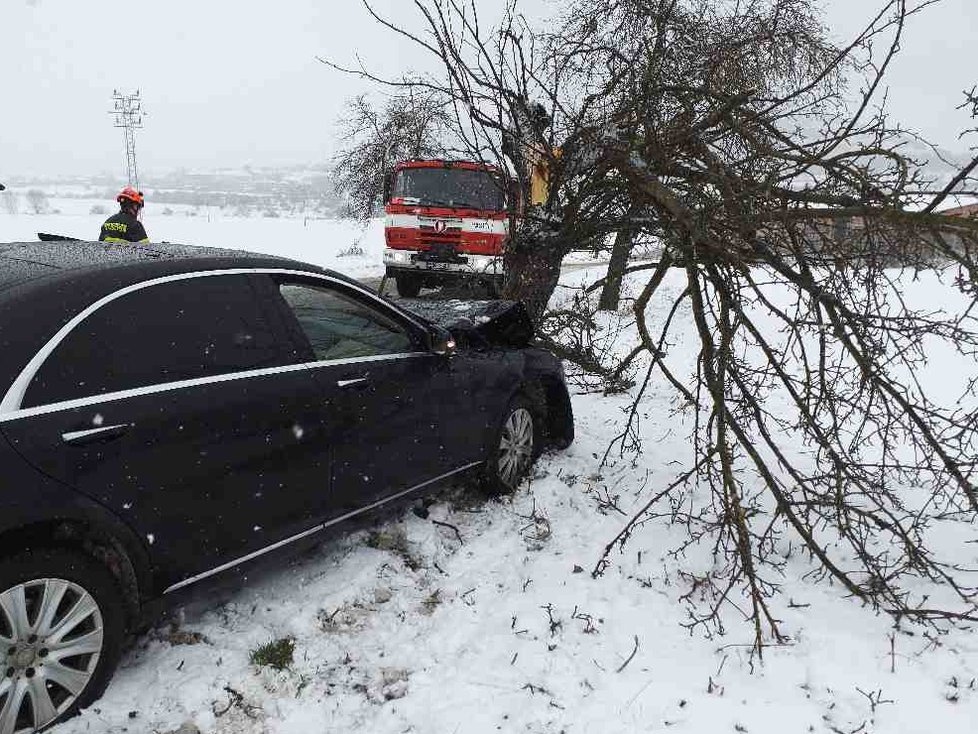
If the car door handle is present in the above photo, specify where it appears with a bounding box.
[337,378,369,389]
[61,423,131,445]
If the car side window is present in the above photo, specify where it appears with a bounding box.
[23,275,286,407]
[277,281,417,361]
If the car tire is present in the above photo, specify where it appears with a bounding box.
[481,394,539,495]
[0,548,127,733]
[395,273,422,298]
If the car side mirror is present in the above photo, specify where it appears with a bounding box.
[429,325,457,357]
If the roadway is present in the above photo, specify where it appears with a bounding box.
[358,261,605,300]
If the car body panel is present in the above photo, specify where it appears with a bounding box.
[324,354,463,511]
[0,427,155,595]
[1,369,334,591]
[0,241,573,607]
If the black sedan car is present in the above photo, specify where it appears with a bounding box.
[0,240,572,733]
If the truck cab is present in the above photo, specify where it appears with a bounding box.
[383,160,512,297]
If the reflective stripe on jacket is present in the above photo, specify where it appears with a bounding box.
[99,211,149,243]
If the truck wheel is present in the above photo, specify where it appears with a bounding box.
[395,273,422,298]
[485,278,504,298]
[0,548,127,733]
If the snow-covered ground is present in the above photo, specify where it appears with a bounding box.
[0,197,385,279]
[2,205,976,732]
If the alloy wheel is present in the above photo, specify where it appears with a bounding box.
[498,407,534,488]
[0,579,104,734]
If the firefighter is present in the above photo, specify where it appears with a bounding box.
[99,187,149,243]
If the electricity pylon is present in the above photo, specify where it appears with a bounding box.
[109,90,145,189]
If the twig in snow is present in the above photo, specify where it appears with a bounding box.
[571,605,600,634]
[888,608,978,624]
[213,686,262,719]
[616,635,640,673]
[855,687,894,713]
[522,682,552,696]
[715,654,728,678]
[593,457,712,578]
[432,519,464,545]
[626,677,655,708]
[828,721,867,734]
[541,604,563,636]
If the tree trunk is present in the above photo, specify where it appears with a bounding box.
[598,228,636,311]
[599,206,641,311]
[502,232,566,323]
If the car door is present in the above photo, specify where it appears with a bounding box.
[0,273,337,589]
[259,274,478,517]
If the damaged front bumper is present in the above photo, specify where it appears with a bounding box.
[398,298,534,349]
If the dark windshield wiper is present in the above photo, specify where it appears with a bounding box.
[414,198,463,208]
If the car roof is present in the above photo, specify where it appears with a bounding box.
[0,240,354,396]
[0,240,303,291]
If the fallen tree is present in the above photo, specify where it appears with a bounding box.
[333,0,978,652]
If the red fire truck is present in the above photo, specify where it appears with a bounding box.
[383,160,512,297]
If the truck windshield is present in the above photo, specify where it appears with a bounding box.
[392,167,506,212]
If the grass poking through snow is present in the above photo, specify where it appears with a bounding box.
[249,637,295,671]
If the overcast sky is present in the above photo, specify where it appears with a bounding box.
[2,0,976,179]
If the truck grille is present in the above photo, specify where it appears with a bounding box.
[418,217,463,246]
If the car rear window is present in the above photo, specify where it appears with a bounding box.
[23,274,286,407]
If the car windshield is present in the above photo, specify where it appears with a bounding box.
[392,167,506,212]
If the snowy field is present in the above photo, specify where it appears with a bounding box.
[1,203,977,733]
[0,197,386,280]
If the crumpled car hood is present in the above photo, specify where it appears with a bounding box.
[399,299,534,349]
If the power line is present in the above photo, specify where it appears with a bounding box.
[109,90,145,189]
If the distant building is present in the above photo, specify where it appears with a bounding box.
[938,202,978,218]
[780,206,966,266]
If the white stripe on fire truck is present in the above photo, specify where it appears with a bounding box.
[385,213,508,235]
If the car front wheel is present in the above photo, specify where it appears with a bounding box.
[0,549,126,733]
[482,395,537,494]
